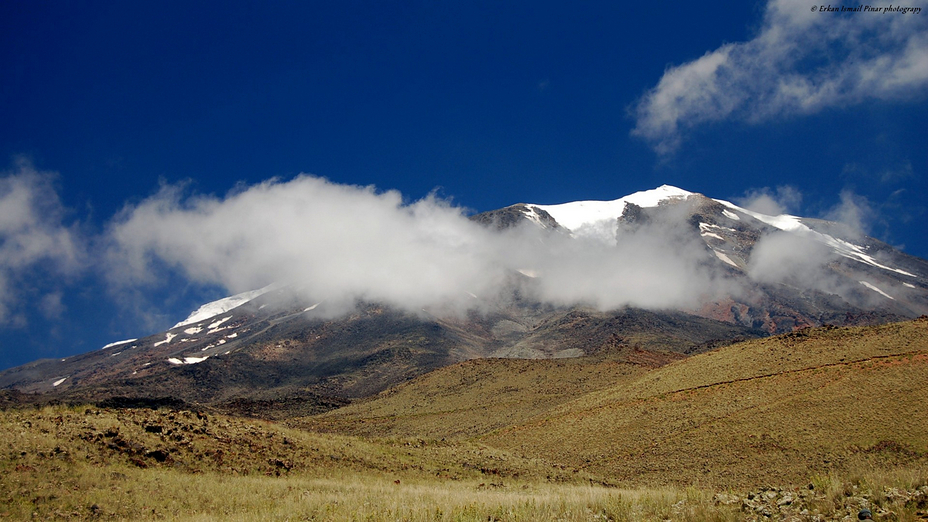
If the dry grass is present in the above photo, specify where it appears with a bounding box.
[483,320,928,487]
[3,440,925,520]
[4,320,928,519]
[293,357,648,439]
[0,404,744,521]
[0,460,741,521]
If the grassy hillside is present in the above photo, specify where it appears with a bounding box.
[299,318,928,489]
[293,356,652,438]
[482,318,928,488]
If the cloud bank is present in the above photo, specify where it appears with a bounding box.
[104,176,730,320]
[1,168,910,335]
[632,0,928,154]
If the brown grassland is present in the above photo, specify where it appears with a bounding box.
[2,319,928,520]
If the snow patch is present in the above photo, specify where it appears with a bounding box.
[699,224,727,241]
[700,222,735,233]
[168,356,209,365]
[101,339,137,350]
[173,282,281,329]
[520,206,556,229]
[904,283,916,288]
[713,251,740,268]
[52,377,67,387]
[303,303,320,312]
[183,326,202,335]
[859,281,894,300]
[226,332,238,339]
[154,332,177,347]
[722,209,740,221]
[208,316,232,330]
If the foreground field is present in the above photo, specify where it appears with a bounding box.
[2,406,927,521]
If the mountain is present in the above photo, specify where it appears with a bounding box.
[476,185,928,331]
[1,185,926,412]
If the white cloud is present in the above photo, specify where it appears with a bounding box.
[746,229,892,309]
[632,0,928,154]
[105,176,510,318]
[0,160,84,323]
[734,186,803,216]
[0,166,902,334]
[824,189,875,235]
[104,175,737,321]
[39,291,66,319]
[748,232,837,289]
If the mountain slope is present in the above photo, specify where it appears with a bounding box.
[299,317,928,488]
[2,185,927,412]
[0,296,762,415]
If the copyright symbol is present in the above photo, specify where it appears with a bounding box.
[811,5,817,11]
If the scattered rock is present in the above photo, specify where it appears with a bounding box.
[714,492,740,505]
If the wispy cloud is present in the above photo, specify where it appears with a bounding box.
[736,185,880,237]
[0,160,85,324]
[632,0,928,154]
[823,189,876,236]
[734,185,803,216]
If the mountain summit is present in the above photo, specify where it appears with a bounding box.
[477,185,927,329]
[2,186,926,412]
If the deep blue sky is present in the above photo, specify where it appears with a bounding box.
[1,1,926,370]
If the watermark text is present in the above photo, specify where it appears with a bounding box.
[811,4,922,13]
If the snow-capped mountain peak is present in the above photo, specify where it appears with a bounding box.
[528,185,693,233]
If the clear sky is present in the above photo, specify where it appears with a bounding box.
[1,0,926,370]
